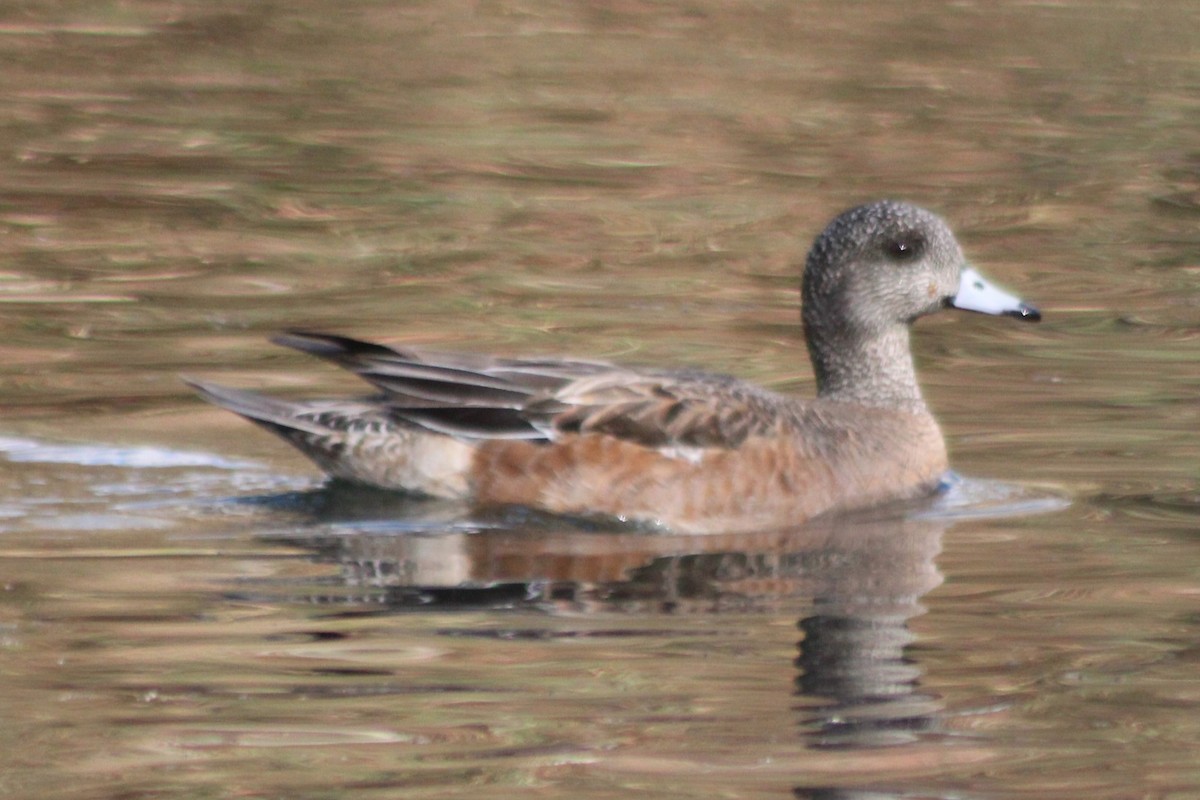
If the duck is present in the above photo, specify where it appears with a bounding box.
[187,200,1040,533]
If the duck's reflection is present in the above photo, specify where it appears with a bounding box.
[261,485,945,759]
[789,514,943,752]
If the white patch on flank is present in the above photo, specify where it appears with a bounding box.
[401,434,475,498]
[658,445,707,465]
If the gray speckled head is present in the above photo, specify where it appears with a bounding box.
[802,200,1036,408]
[803,200,964,333]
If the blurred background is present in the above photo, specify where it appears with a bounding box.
[0,2,1197,798]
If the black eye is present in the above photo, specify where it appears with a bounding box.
[884,236,924,261]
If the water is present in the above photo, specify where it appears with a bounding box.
[1,1,1198,798]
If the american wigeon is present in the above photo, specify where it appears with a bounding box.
[188,200,1039,533]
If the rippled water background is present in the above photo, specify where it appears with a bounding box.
[1,2,1198,798]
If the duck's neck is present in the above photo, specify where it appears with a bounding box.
[805,323,928,411]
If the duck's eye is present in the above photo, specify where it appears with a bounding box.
[884,236,924,261]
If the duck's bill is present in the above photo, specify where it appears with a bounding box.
[950,267,1041,322]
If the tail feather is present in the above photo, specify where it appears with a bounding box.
[183,378,329,437]
[183,376,475,497]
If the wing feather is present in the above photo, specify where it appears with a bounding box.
[272,332,788,448]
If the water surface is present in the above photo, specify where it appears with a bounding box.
[1,2,1198,798]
